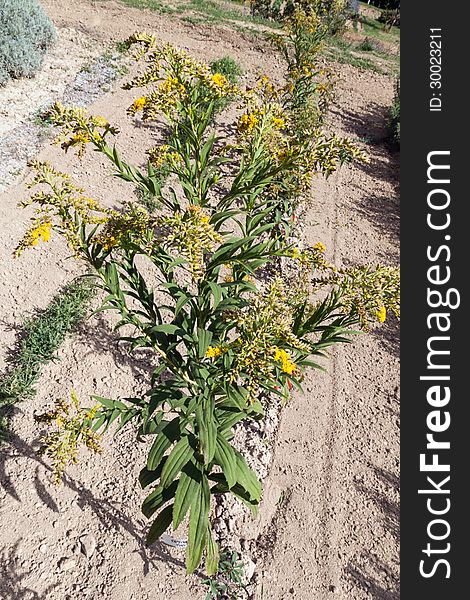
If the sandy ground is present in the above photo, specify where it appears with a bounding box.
[0,2,399,599]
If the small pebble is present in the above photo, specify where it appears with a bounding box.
[58,557,77,572]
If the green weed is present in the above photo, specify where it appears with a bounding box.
[202,550,247,599]
[0,279,94,439]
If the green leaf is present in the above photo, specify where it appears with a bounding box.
[196,328,213,359]
[223,383,249,410]
[92,395,119,410]
[149,323,181,335]
[234,449,262,501]
[147,418,180,471]
[205,528,219,577]
[208,474,259,516]
[142,480,178,518]
[146,504,174,545]
[139,457,167,489]
[175,293,193,316]
[207,281,223,310]
[186,476,210,574]
[196,396,217,464]
[210,209,240,229]
[214,435,237,489]
[105,262,119,293]
[172,461,201,530]
[160,436,194,489]
[207,236,255,269]
[215,408,246,433]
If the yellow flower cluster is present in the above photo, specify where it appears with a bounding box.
[273,347,297,375]
[44,103,115,157]
[210,72,228,89]
[28,220,52,247]
[205,345,228,359]
[205,72,236,97]
[15,219,53,256]
[272,116,287,130]
[234,96,296,181]
[123,36,239,123]
[236,88,288,138]
[375,305,387,323]
[14,162,109,257]
[95,203,153,251]
[237,112,260,134]
[290,242,328,271]
[228,278,310,400]
[313,264,400,330]
[255,75,280,101]
[307,132,369,178]
[129,96,147,114]
[35,390,102,485]
[147,144,181,169]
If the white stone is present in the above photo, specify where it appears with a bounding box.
[80,534,97,558]
[58,557,77,572]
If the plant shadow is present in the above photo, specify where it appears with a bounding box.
[329,101,392,147]
[0,430,194,578]
[0,541,58,600]
[346,555,400,600]
[78,314,157,384]
[373,316,399,359]
[345,466,400,599]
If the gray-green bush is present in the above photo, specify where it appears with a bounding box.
[0,0,56,86]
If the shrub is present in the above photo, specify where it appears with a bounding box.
[251,0,351,35]
[15,35,399,576]
[210,56,242,84]
[0,0,56,86]
[378,8,400,29]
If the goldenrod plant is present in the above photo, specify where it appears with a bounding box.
[15,37,399,575]
[35,390,102,485]
[270,9,336,131]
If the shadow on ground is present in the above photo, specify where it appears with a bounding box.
[0,430,193,578]
[345,466,400,599]
[0,541,58,600]
[330,101,392,146]
[78,314,157,383]
[373,317,399,359]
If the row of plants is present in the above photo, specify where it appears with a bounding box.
[15,9,399,579]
